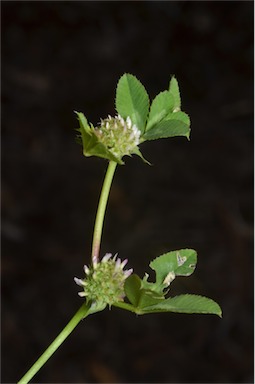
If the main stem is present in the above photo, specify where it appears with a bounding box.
[91,160,117,262]
[18,161,118,383]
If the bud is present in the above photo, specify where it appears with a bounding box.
[74,253,133,306]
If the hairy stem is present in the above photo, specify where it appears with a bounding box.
[91,160,117,262]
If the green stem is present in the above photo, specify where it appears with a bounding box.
[18,303,90,384]
[91,161,117,262]
[18,161,118,383]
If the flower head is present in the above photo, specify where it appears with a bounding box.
[74,253,133,306]
[94,114,140,161]
[76,74,190,165]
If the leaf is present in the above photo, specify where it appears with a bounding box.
[142,118,190,141]
[124,274,165,312]
[142,294,222,317]
[122,253,222,317]
[132,147,151,165]
[124,274,141,307]
[169,76,181,111]
[115,73,149,134]
[147,249,197,293]
[75,111,91,136]
[75,112,123,164]
[145,91,174,131]
[165,111,190,125]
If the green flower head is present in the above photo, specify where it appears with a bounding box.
[95,114,141,160]
[74,253,133,306]
[75,73,190,165]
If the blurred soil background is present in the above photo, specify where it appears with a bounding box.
[1,1,254,383]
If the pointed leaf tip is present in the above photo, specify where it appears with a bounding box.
[169,75,181,110]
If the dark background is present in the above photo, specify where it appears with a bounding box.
[2,1,253,383]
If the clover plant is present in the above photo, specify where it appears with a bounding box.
[18,74,222,383]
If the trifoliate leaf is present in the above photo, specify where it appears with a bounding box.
[169,76,181,111]
[142,118,190,141]
[141,294,222,317]
[120,251,222,317]
[146,91,174,131]
[115,74,149,134]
